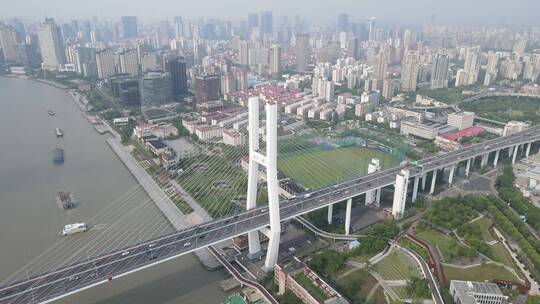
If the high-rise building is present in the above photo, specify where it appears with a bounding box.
[0,24,18,63]
[338,14,349,32]
[119,49,139,76]
[461,46,480,86]
[484,52,499,86]
[368,17,376,41]
[195,74,220,104]
[430,53,450,89]
[234,68,247,91]
[269,44,281,77]
[165,56,188,97]
[400,50,419,92]
[238,41,250,65]
[139,71,173,106]
[73,46,97,78]
[373,49,388,80]
[247,14,259,30]
[295,33,310,71]
[96,49,116,79]
[447,112,475,130]
[346,37,359,60]
[121,16,138,39]
[260,11,273,34]
[37,18,66,70]
[173,16,183,38]
[158,20,170,47]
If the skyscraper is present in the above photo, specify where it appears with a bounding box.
[165,56,188,97]
[119,49,139,76]
[346,37,359,60]
[430,53,450,89]
[260,11,273,34]
[195,74,220,104]
[96,49,116,79]
[373,49,388,80]
[368,17,376,41]
[462,46,480,85]
[121,16,138,39]
[238,41,250,66]
[139,71,173,106]
[73,46,97,78]
[173,16,183,38]
[338,14,349,32]
[37,18,65,70]
[247,14,259,30]
[269,44,281,77]
[0,24,18,63]
[400,50,419,92]
[295,33,310,71]
[484,52,500,86]
[158,20,170,47]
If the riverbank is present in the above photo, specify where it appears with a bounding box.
[0,76,227,303]
[25,76,223,269]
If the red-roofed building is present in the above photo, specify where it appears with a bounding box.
[435,126,486,151]
[440,126,485,141]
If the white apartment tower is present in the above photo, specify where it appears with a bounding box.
[37,18,66,70]
[96,49,116,79]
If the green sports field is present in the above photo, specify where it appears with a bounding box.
[277,146,399,189]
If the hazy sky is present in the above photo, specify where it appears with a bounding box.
[2,0,539,27]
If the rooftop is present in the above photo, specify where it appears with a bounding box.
[440,126,485,141]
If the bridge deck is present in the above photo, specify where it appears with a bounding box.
[1,125,540,304]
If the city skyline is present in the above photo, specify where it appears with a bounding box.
[2,0,540,27]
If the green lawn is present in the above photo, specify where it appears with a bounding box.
[278,146,399,189]
[416,87,466,104]
[444,263,520,282]
[374,251,420,280]
[173,198,194,214]
[415,228,465,262]
[473,217,496,243]
[295,273,328,302]
[336,269,380,304]
[472,217,517,270]
[176,154,267,217]
[460,96,540,124]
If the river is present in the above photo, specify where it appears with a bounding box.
[0,77,226,303]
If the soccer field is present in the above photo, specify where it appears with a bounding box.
[277,146,399,189]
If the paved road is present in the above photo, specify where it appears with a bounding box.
[207,246,278,304]
[392,242,444,304]
[1,125,540,303]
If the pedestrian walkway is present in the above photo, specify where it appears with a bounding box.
[106,138,188,230]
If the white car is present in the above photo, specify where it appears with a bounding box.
[183,242,191,247]
[121,251,130,256]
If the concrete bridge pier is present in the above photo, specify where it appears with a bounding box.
[448,164,456,186]
[526,142,532,158]
[481,153,489,168]
[429,169,437,195]
[465,158,471,177]
[421,173,427,191]
[493,150,500,167]
[392,169,410,219]
[412,176,420,202]
[365,159,381,206]
[327,204,333,224]
[345,198,352,235]
[512,145,519,164]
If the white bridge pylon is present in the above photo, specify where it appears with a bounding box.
[246,96,281,271]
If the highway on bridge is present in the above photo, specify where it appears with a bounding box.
[2,124,540,304]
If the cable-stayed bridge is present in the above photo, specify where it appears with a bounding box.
[1,98,540,304]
